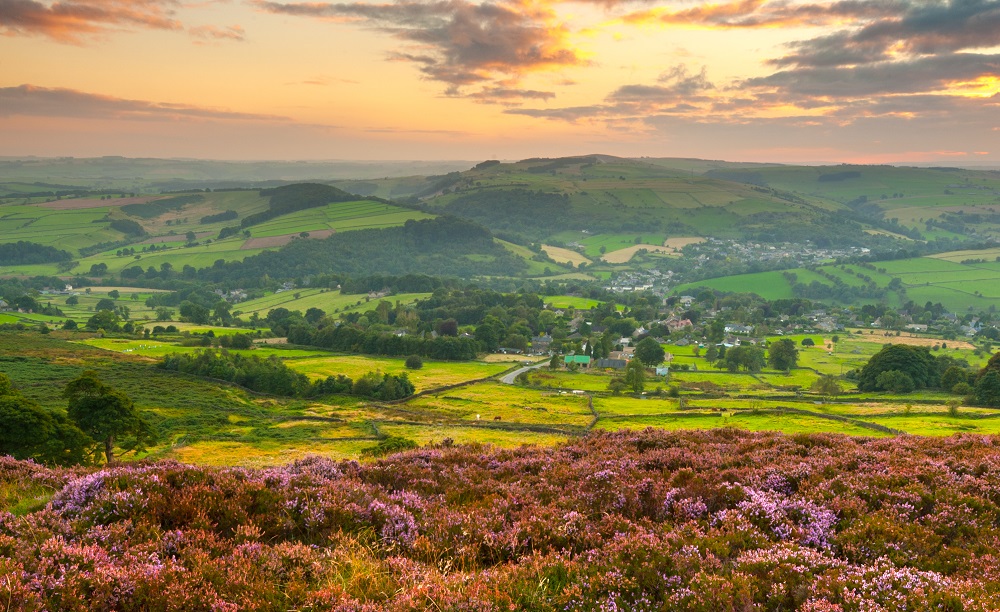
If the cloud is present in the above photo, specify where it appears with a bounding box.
[466,86,556,104]
[0,0,183,42]
[774,0,1000,69]
[620,0,906,30]
[0,84,289,121]
[189,23,245,41]
[255,0,584,95]
[0,0,250,43]
[747,53,1000,98]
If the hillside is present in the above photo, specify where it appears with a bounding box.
[700,164,1000,242]
[413,156,863,246]
[3,429,1000,609]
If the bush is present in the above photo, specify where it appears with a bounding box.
[405,354,424,369]
[361,435,419,457]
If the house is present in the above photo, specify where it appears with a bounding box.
[608,350,631,361]
[655,366,670,376]
[531,335,553,355]
[724,324,754,335]
[664,318,693,332]
[564,355,591,368]
[594,358,627,370]
[497,347,523,355]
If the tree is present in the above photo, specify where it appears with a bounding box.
[436,318,459,337]
[95,298,116,312]
[724,346,765,373]
[767,338,799,372]
[635,337,666,367]
[941,366,971,393]
[230,333,254,350]
[86,309,121,331]
[974,369,1000,407]
[405,354,424,369]
[0,374,91,466]
[811,375,842,399]
[704,345,719,362]
[801,338,816,347]
[108,290,120,300]
[607,378,626,395]
[65,295,79,306]
[623,359,645,393]
[186,230,197,244]
[857,344,938,391]
[875,369,915,393]
[64,371,154,464]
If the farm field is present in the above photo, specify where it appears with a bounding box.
[285,354,510,392]
[245,200,434,237]
[541,244,591,266]
[233,289,433,317]
[672,249,1000,312]
[3,326,1000,470]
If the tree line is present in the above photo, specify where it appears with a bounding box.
[157,350,415,401]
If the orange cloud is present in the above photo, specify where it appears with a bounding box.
[0,0,184,43]
[255,0,586,102]
[0,84,290,121]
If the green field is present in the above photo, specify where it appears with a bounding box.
[233,289,432,317]
[3,327,999,468]
[247,200,433,237]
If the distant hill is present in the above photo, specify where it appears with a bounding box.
[410,156,894,247]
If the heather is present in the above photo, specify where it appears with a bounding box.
[3,428,1000,609]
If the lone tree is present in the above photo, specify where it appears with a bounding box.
[811,374,842,399]
[635,337,666,367]
[623,359,646,393]
[64,371,155,464]
[767,338,799,372]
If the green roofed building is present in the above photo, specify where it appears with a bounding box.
[564,355,591,367]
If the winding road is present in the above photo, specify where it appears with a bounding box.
[500,359,551,384]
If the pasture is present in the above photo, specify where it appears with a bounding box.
[671,249,1000,312]
[4,327,1000,468]
[233,289,432,318]
[244,200,433,237]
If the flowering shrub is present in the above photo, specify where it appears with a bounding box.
[2,429,1000,609]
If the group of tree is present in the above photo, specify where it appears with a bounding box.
[171,217,526,287]
[718,345,766,373]
[0,371,153,466]
[239,183,357,229]
[851,343,1000,403]
[0,241,73,265]
[157,350,414,401]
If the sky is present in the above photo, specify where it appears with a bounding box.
[1,0,999,163]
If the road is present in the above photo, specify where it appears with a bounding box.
[500,359,550,384]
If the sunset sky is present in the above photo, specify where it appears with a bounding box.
[2,0,999,163]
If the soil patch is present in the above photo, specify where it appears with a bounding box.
[241,229,335,250]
